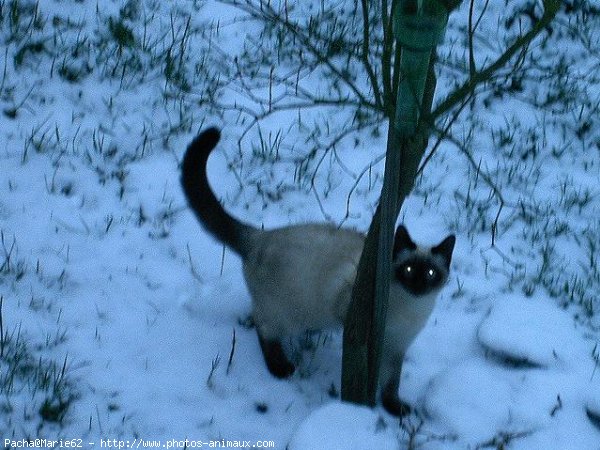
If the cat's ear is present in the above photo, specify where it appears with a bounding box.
[432,234,456,269]
[393,225,416,257]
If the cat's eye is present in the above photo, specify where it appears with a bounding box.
[427,268,436,278]
[404,265,413,276]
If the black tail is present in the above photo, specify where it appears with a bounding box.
[181,128,254,256]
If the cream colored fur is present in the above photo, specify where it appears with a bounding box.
[242,224,447,400]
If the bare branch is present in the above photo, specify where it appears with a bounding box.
[432,0,560,120]
[467,0,476,77]
[360,0,383,108]
[416,88,472,176]
[381,0,394,114]
[222,0,372,107]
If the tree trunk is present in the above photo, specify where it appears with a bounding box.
[341,54,438,406]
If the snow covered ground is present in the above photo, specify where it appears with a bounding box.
[1,1,599,449]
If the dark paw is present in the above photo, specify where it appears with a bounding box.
[382,396,412,417]
[257,333,295,378]
[382,381,412,417]
[266,357,296,379]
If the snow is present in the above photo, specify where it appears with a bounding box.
[477,294,587,368]
[1,0,599,449]
[288,403,398,450]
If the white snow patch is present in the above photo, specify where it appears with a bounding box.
[288,402,397,450]
[477,294,585,368]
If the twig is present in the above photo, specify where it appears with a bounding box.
[206,354,221,390]
[226,328,236,375]
[186,243,202,281]
[360,0,382,108]
[0,295,4,358]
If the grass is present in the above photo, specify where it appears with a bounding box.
[0,296,76,426]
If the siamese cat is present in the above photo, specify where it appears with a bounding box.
[181,127,455,416]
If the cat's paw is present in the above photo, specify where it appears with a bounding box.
[267,357,296,379]
[257,333,295,378]
[382,395,412,417]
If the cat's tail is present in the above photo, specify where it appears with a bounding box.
[181,127,255,257]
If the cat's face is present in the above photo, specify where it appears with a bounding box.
[392,225,455,296]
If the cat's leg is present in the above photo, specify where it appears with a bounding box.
[380,356,412,416]
[382,377,412,416]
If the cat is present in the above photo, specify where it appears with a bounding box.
[181,127,455,415]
